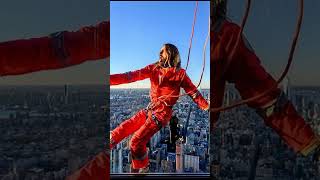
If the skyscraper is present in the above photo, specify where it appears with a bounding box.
[111,144,123,173]
[282,77,291,100]
[64,84,68,105]
[167,152,176,173]
[184,154,200,172]
[176,140,184,173]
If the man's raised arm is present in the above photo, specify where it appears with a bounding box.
[0,21,109,76]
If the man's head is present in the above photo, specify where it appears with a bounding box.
[211,0,227,23]
[159,43,181,68]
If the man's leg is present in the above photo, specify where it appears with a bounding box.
[226,38,320,155]
[130,115,162,171]
[258,94,320,155]
[110,109,147,149]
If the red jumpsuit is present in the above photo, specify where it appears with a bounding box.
[211,19,320,155]
[110,64,209,169]
[0,21,110,180]
[0,21,109,75]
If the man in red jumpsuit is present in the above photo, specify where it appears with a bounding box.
[210,0,320,168]
[110,43,209,172]
[0,21,110,180]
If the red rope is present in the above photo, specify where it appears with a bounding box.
[185,1,199,70]
[222,0,252,77]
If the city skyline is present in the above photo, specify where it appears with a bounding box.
[0,85,107,179]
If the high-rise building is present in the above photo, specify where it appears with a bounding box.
[64,84,68,105]
[314,104,319,119]
[150,149,161,172]
[295,94,305,114]
[282,77,291,100]
[150,131,161,151]
[111,149,116,173]
[176,141,184,173]
[111,144,123,173]
[118,149,123,173]
[167,153,176,173]
[184,154,200,172]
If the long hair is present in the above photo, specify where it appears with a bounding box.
[160,43,181,68]
[211,0,227,23]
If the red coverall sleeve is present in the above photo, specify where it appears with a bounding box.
[110,64,153,85]
[65,151,109,180]
[181,72,209,110]
[223,23,280,108]
[0,21,109,76]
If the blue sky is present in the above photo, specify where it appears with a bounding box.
[228,0,320,86]
[110,1,210,89]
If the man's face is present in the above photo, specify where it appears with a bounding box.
[159,46,169,64]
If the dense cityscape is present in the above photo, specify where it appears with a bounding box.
[110,88,210,174]
[0,85,107,180]
[1,81,319,179]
